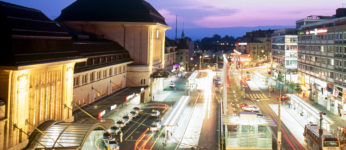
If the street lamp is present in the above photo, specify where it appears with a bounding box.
[199,55,202,70]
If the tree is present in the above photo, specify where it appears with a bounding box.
[295,83,302,93]
[277,73,283,82]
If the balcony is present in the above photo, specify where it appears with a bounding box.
[327,52,334,57]
[327,65,334,70]
[327,78,334,82]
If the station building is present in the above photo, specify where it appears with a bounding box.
[0,2,85,149]
[56,0,171,101]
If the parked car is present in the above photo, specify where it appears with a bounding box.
[133,106,142,113]
[276,96,289,101]
[149,109,160,117]
[129,111,139,118]
[122,116,132,125]
[115,120,125,128]
[170,81,175,88]
[256,113,264,118]
[103,131,112,140]
[103,137,119,150]
[109,125,121,135]
[242,105,259,112]
[150,122,161,132]
[107,140,120,150]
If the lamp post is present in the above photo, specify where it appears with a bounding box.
[277,89,282,150]
[199,55,202,70]
[319,112,325,150]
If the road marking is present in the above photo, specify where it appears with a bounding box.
[125,116,149,141]
[149,127,166,150]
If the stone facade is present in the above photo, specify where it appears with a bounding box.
[0,61,84,150]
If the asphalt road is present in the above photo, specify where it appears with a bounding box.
[239,67,305,150]
[197,83,218,149]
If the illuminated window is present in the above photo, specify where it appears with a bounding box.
[109,68,112,76]
[90,72,95,82]
[74,76,80,87]
[82,74,88,84]
[97,71,101,80]
[156,29,160,39]
[103,70,107,78]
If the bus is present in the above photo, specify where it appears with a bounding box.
[303,124,341,150]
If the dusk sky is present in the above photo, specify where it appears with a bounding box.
[2,0,341,28]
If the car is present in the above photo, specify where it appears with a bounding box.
[239,103,249,108]
[256,113,264,118]
[115,120,125,128]
[276,96,289,101]
[169,81,175,88]
[109,126,121,135]
[133,106,142,113]
[215,80,222,86]
[149,122,161,132]
[242,105,259,112]
[129,111,139,118]
[103,138,120,150]
[107,140,120,150]
[122,116,132,125]
[149,109,160,117]
[103,131,113,141]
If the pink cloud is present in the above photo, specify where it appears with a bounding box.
[158,9,176,23]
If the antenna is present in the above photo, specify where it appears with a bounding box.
[175,15,178,40]
[182,21,185,38]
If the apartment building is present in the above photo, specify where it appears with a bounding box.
[271,29,298,82]
[297,12,346,119]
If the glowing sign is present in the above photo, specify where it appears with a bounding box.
[110,104,117,111]
[306,28,328,35]
[126,93,135,102]
[238,42,247,46]
[98,110,106,119]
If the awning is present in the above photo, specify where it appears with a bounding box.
[28,119,113,149]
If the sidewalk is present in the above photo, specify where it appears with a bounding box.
[258,71,346,132]
[297,95,346,131]
[269,104,306,148]
[74,87,143,123]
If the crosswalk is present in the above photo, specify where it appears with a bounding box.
[262,116,277,126]
[246,93,268,100]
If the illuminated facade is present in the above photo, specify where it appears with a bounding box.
[271,29,298,83]
[0,2,85,149]
[297,16,346,120]
[165,37,177,70]
[72,37,133,108]
[57,0,170,101]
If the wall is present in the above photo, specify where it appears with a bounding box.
[0,61,78,150]
[73,63,129,109]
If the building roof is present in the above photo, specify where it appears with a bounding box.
[70,30,133,73]
[0,1,82,66]
[70,30,129,57]
[165,37,177,47]
[56,0,166,25]
[177,38,191,49]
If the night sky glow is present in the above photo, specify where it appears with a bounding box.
[2,0,341,28]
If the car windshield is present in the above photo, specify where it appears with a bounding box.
[117,121,124,124]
